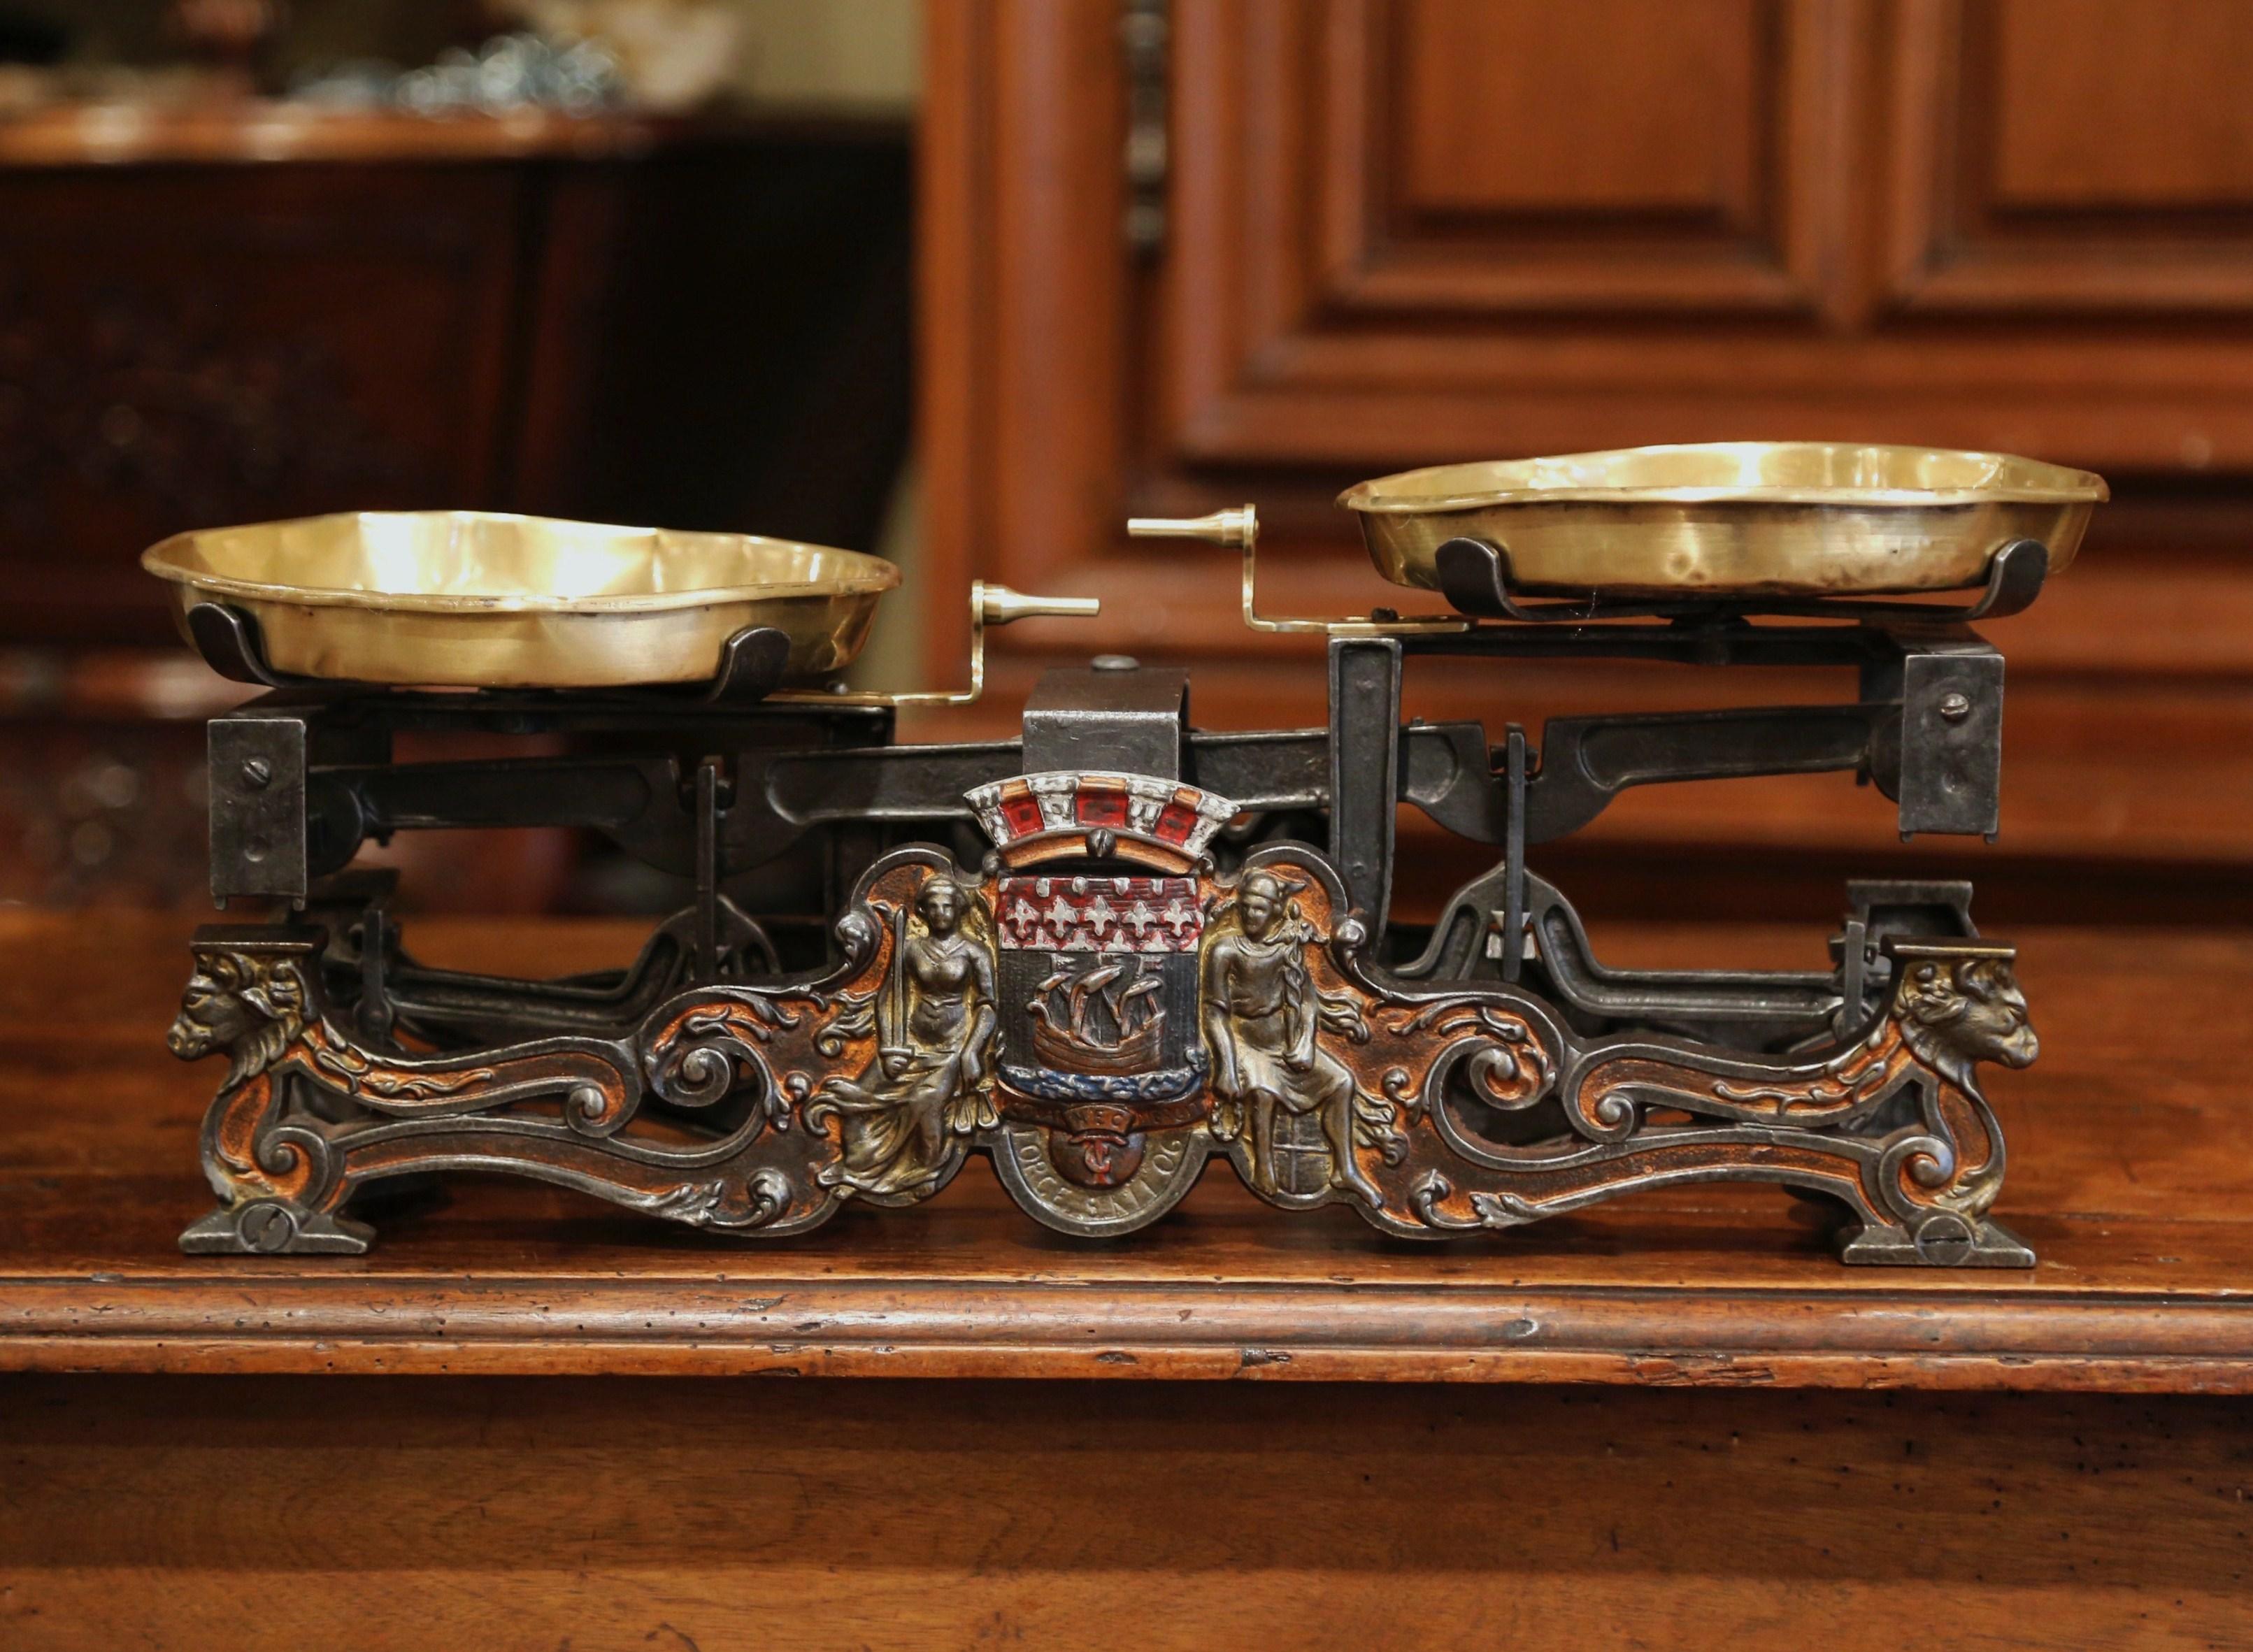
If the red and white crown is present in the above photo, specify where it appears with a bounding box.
[964,771,1239,870]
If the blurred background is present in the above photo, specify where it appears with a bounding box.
[3,0,2250,938]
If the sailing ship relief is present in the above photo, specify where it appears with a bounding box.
[1029,954,1166,1072]
[994,874,1209,1107]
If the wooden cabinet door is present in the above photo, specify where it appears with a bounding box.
[923,0,2253,922]
[0,165,534,644]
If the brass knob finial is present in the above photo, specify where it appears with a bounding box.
[977,583,1102,625]
[1126,505,1258,550]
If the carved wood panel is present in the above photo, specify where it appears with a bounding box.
[1336,0,1831,317]
[1147,0,2253,479]
[1886,0,2253,314]
[928,1,2253,636]
[917,0,2253,917]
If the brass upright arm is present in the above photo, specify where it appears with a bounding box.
[769,580,1099,708]
[1126,505,1466,635]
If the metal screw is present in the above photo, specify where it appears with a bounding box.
[240,1202,296,1253]
[1914,1213,1975,1265]
[1937,692,1971,723]
[240,757,273,789]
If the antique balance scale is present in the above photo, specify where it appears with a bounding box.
[143,443,2104,1265]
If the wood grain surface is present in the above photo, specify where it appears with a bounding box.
[2,910,2249,1391]
[1,1374,2248,1650]
[3,910,2249,1650]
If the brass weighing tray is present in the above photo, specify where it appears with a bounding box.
[1338,443,2108,600]
[141,511,901,690]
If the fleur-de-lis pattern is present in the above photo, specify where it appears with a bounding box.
[996,875,1201,953]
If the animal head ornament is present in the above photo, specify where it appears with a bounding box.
[1893,949,2038,1093]
[167,946,314,1090]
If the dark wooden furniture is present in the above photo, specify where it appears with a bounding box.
[0,104,911,645]
[3,910,2249,1644]
[0,103,910,907]
[920,0,2253,926]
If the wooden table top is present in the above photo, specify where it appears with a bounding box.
[0,102,903,169]
[2,909,2247,1390]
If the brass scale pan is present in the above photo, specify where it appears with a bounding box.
[1340,442,2105,601]
[143,512,900,691]
[144,445,2104,689]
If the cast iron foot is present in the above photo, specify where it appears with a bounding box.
[180,1200,375,1256]
[1833,1214,2035,1269]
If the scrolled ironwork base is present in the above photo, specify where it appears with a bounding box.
[169,826,2040,1266]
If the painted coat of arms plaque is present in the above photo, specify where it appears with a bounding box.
[993,872,1208,1188]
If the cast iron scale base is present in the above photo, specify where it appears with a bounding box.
[166,536,2047,1265]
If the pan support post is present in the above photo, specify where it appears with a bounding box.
[1327,636,1402,945]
